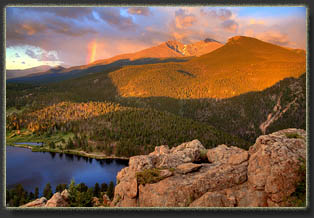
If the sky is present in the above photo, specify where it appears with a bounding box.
[6,6,306,70]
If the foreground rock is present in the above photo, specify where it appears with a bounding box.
[20,197,47,207]
[112,129,306,207]
[20,190,69,207]
[45,192,69,207]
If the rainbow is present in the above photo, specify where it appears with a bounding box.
[87,40,97,64]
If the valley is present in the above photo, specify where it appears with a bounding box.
[6,36,307,208]
[6,36,306,157]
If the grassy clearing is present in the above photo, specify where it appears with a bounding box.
[6,106,26,115]
[6,129,74,146]
[6,129,128,160]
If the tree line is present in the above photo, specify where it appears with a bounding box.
[6,180,115,207]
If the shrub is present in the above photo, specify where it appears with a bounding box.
[286,158,306,207]
[285,132,303,139]
[136,168,166,185]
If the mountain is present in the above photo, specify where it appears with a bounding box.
[107,36,305,99]
[6,36,306,147]
[6,39,222,84]
[90,39,223,66]
[164,39,222,57]
[25,66,66,77]
[6,65,52,79]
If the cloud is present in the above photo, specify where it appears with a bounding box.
[38,7,93,19]
[221,20,239,33]
[174,9,197,29]
[200,8,233,21]
[45,17,96,36]
[25,49,36,59]
[256,30,293,47]
[6,8,96,49]
[127,7,151,16]
[249,19,265,25]
[96,8,136,30]
[25,47,59,61]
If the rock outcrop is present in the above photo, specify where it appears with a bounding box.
[112,128,306,207]
[20,197,47,208]
[45,192,69,207]
[21,190,69,208]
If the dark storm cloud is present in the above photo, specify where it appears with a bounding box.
[127,7,151,16]
[6,7,96,48]
[45,17,96,36]
[95,7,136,30]
[33,7,94,19]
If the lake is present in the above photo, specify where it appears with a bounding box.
[15,142,43,146]
[6,145,128,195]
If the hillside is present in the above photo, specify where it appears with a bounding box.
[7,39,221,84]
[107,36,305,99]
[6,65,52,79]
[5,36,306,152]
[90,39,222,65]
[6,101,248,158]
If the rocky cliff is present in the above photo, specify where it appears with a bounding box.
[111,128,306,207]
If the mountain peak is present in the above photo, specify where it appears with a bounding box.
[227,35,261,44]
[204,38,220,43]
[165,40,185,56]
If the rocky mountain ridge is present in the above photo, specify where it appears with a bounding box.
[165,39,222,56]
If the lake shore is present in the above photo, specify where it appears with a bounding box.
[7,144,130,161]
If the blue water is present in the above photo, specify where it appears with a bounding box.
[15,142,43,146]
[6,145,128,195]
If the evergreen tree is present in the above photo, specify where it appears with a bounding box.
[56,184,68,193]
[29,192,35,200]
[93,182,100,198]
[106,181,115,200]
[34,187,39,199]
[100,182,108,193]
[43,183,53,199]
[49,141,55,149]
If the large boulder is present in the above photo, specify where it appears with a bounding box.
[61,189,69,201]
[45,192,69,207]
[102,193,111,206]
[207,144,249,165]
[91,197,101,207]
[248,128,306,206]
[148,139,206,169]
[20,197,47,207]
[112,129,306,207]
